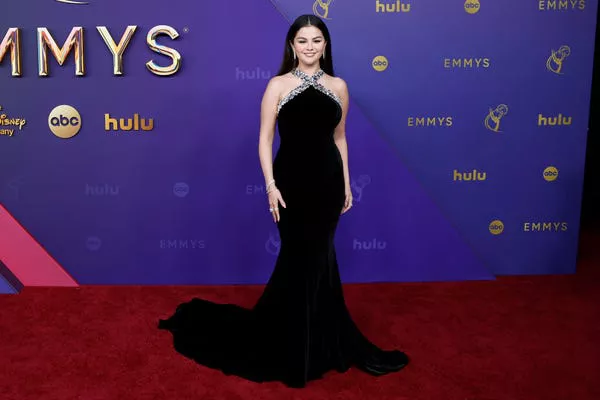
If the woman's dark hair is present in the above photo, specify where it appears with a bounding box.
[276,14,335,76]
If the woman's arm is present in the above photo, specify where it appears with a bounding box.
[333,78,353,213]
[258,77,286,221]
[258,77,281,185]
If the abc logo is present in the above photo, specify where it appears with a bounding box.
[464,0,480,14]
[489,219,504,235]
[372,55,389,72]
[86,236,101,251]
[543,166,558,182]
[173,182,190,198]
[49,105,81,139]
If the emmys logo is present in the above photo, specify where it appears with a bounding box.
[543,166,559,182]
[523,222,568,232]
[546,45,570,74]
[159,240,206,250]
[0,25,182,77]
[464,0,480,13]
[85,184,119,196]
[353,238,387,251]
[350,174,371,203]
[0,105,27,137]
[313,0,334,19]
[375,0,411,13]
[372,56,389,72]
[484,104,508,133]
[489,220,504,235]
[265,232,281,255]
[408,116,453,127]
[235,67,271,80]
[246,183,267,195]
[538,0,585,11]
[453,169,486,182]
[537,113,572,126]
[105,113,154,132]
[48,105,81,139]
[173,182,190,198]
[444,58,490,68]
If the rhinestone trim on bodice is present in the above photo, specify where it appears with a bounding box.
[276,68,342,115]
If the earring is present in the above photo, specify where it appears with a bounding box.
[293,50,296,60]
[322,49,326,59]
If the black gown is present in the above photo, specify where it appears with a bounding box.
[158,68,409,388]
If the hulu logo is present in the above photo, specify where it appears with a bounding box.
[375,0,411,13]
[453,169,486,182]
[537,113,572,126]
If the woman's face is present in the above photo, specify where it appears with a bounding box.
[291,26,326,66]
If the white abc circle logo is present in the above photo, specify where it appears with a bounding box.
[49,105,81,139]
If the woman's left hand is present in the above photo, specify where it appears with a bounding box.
[341,186,353,214]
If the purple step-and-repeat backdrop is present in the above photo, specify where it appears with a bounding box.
[0,0,597,289]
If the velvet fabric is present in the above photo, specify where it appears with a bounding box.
[158,81,408,388]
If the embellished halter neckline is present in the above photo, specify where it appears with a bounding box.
[277,68,342,115]
[291,68,325,82]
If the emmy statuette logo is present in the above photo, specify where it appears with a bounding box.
[48,105,81,139]
[546,45,570,74]
[313,0,334,19]
[350,174,371,203]
[265,232,281,255]
[484,104,508,133]
[6,176,25,201]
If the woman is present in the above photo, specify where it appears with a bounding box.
[158,14,409,388]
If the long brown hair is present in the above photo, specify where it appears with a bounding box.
[276,14,335,76]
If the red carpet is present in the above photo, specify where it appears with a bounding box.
[0,232,599,399]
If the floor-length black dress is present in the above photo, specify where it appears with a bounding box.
[158,68,409,388]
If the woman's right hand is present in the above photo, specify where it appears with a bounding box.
[268,187,286,222]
